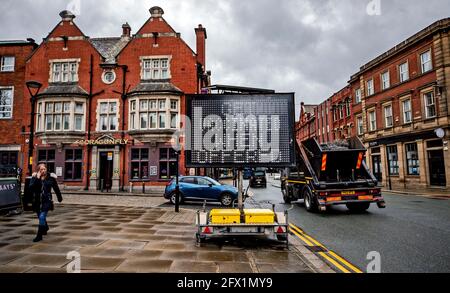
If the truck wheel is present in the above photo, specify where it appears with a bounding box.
[304,189,317,213]
[282,187,291,204]
[346,202,370,213]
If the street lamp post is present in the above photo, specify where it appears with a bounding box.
[25,81,42,176]
[175,150,180,213]
[22,81,42,211]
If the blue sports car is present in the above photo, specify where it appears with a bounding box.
[164,176,239,207]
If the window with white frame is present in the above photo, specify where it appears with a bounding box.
[357,116,363,135]
[402,99,412,124]
[339,105,344,119]
[368,109,376,131]
[98,101,118,131]
[0,87,13,119]
[345,102,351,117]
[129,97,179,130]
[36,100,85,132]
[384,104,393,128]
[51,61,78,82]
[355,88,361,104]
[142,57,170,80]
[381,71,390,90]
[423,92,436,118]
[0,56,15,72]
[420,50,432,73]
[399,62,409,82]
[367,79,374,96]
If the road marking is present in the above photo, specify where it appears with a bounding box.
[289,223,363,273]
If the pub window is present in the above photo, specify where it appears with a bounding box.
[386,145,399,175]
[98,101,118,131]
[38,149,55,174]
[64,149,83,180]
[130,148,149,180]
[51,61,78,83]
[142,57,170,80]
[130,98,179,130]
[0,151,18,166]
[405,143,419,175]
[0,87,13,119]
[159,148,177,179]
[0,56,15,72]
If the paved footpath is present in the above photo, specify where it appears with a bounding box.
[0,194,332,273]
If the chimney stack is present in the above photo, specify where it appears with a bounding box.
[122,23,131,37]
[59,10,76,22]
[149,6,164,18]
[195,24,207,69]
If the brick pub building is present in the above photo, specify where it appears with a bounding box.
[297,18,450,191]
[16,6,209,191]
[0,40,37,177]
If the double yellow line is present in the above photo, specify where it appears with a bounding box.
[289,223,363,273]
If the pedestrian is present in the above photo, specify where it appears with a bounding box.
[29,163,63,242]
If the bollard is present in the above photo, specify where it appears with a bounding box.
[129,182,133,193]
[100,179,104,192]
[142,182,145,194]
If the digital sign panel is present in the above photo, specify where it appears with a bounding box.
[185,94,296,168]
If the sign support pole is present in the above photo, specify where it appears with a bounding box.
[237,168,244,222]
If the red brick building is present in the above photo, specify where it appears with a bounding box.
[0,40,37,177]
[20,6,209,191]
[297,18,450,190]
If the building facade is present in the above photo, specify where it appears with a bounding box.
[0,40,37,177]
[19,6,209,191]
[297,18,450,190]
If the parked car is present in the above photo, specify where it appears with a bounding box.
[249,170,267,188]
[164,176,239,207]
[243,168,253,180]
[274,173,281,180]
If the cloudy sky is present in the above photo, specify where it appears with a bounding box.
[1,0,449,116]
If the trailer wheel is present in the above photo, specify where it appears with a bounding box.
[303,188,317,212]
[346,202,370,212]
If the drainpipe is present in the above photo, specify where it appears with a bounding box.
[113,65,129,192]
[84,55,104,190]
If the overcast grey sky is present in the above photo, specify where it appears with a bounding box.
[1,0,449,116]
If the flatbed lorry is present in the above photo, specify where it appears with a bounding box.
[281,137,386,212]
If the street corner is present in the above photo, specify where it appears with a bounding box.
[0,203,328,273]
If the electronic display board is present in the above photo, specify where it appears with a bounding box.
[185,94,296,168]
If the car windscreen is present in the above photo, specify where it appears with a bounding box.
[254,171,265,176]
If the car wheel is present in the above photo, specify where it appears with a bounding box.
[303,188,317,213]
[169,192,183,205]
[346,202,370,213]
[281,187,291,204]
[220,193,233,207]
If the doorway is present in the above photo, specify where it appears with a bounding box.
[428,150,446,186]
[372,155,382,183]
[99,151,113,191]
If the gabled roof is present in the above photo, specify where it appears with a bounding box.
[90,37,130,64]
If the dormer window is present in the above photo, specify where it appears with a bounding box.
[50,60,79,83]
[141,56,171,80]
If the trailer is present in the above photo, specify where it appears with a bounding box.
[281,137,386,212]
[195,206,289,247]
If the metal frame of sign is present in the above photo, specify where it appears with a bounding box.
[185,93,296,168]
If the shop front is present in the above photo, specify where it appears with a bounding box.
[365,128,449,190]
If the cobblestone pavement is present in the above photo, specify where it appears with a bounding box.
[0,196,330,273]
